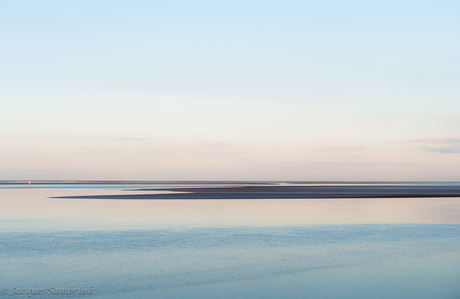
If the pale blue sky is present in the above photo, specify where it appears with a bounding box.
[1,0,459,180]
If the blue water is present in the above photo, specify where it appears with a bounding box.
[0,180,269,190]
[2,180,460,189]
[0,183,459,298]
[1,225,459,298]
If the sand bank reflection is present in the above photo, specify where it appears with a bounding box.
[1,188,459,229]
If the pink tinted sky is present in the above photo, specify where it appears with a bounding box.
[0,0,459,181]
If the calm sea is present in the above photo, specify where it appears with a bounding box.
[0,182,459,298]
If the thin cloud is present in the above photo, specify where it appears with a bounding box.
[319,144,365,151]
[407,138,460,154]
[421,146,460,154]
[195,151,241,155]
[408,138,460,144]
[115,138,152,141]
[92,137,152,141]
[84,147,114,151]
[212,143,232,147]
[279,161,413,170]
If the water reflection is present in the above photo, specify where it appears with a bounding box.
[0,188,459,231]
[0,187,459,299]
[0,225,459,299]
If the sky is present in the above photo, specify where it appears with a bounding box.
[0,0,459,181]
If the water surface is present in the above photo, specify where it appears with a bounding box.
[0,182,459,298]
